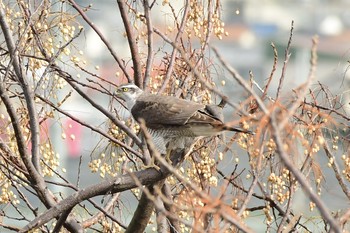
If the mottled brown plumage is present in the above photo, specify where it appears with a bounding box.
[115,83,248,154]
[131,94,224,134]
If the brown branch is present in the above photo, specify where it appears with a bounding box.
[43,161,128,230]
[127,166,204,232]
[142,0,154,89]
[82,194,123,229]
[323,140,350,199]
[67,0,132,82]
[117,0,143,88]
[1,3,41,173]
[0,5,66,224]
[158,0,190,94]
[0,223,21,232]
[262,42,278,100]
[125,185,158,233]
[162,183,181,233]
[278,35,318,131]
[20,168,166,232]
[270,113,341,233]
[212,46,269,115]
[303,100,350,121]
[154,195,169,233]
[276,20,294,99]
[340,208,350,228]
[53,66,143,148]
[20,144,187,232]
[147,188,207,232]
[36,94,144,159]
[52,207,73,233]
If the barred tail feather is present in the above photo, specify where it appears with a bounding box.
[221,125,254,134]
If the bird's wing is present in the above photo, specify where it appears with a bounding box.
[131,94,222,128]
[204,104,224,122]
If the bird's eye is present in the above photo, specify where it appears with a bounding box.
[122,87,129,92]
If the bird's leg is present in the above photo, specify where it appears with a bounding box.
[165,149,173,165]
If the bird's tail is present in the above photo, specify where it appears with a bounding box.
[221,125,254,134]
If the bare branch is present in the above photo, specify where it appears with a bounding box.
[262,42,278,100]
[67,0,132,82]
[142,0,154,89]
[323,141,350,199]
[0,2,41,173]
[37,95,143,159]
[278,35,318,130]
[270,113,341,233]
[212,46,269,115]
[276,20,294,99]
[20,145,186,232]
[117,0,143,88]
[53,66,143,148]
[125,185,158,233]
[158,0,190,94]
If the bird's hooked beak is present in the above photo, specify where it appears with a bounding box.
[114,88,123,100]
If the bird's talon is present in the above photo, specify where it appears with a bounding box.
[143,163,161,171]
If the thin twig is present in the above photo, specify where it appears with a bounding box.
[237,131,266,216]
[212,46,268,115]
[323,141,350,199]
[142,0,154,89]
[1,3,41,173]
[52,66,143,148]
[158,0,189,94]
[67,0,132,82]
[117,0,143,88]
[270,113,341,233]
[277,173,295,232]
[37,95,143,159]
[82,194,122,228]
[278,35,318,131]
[276,20,294,99]
[262,42,278,100]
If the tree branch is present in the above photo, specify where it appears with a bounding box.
[270,113,341,233]
[0,1,41,173]
[158,0,190,94]
[20,148,186,232]
[37,94,143,159]
[117,0,143,88]
[53,66,143,148]
[142,0,154,89]
[68,0,132,82]
[276,20,294,99]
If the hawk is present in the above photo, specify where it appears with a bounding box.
[115,83,249,154]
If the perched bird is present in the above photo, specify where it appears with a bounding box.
[115,83,249,154]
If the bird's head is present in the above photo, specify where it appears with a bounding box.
[115,83,143,109]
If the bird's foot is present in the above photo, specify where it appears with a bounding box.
[143,163,161,171]
[142,157,161,171]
